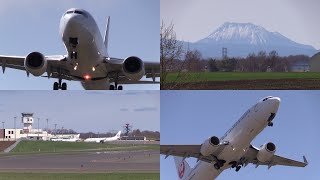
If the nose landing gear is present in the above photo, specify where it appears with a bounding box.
[69,37,78,60]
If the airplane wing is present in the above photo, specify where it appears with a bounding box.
[160,145,225,163]
[243,145,308,168]
[0,55,71,79]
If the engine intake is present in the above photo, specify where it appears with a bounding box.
[122,56,145,81]
[257,142,276,162]
[200,136,220,157]
[24,52,47,76]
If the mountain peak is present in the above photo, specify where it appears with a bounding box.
[185,22,317,57]
[199,22,274,45]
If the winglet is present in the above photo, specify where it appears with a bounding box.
[104,16,110,56]
[303,155,308,165]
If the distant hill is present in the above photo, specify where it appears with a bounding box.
[181,22,318,58]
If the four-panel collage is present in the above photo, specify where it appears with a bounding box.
[0,0,319,179]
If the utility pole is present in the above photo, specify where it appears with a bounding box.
[46,118,49,138]
[14,116,17,141]
[2,121,4,141]
[37,118,40,140]
[54,123,57,136]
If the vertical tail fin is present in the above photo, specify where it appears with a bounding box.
[174,156,192,180]
[104,16,110,56]
[115,131,121,138]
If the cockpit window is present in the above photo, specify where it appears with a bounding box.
[262,96,273,101]
[65,10,88,18]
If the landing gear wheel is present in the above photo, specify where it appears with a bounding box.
[268,122,273,127]
[235,166,241,172]
[53,82,59,90]
[61,83,67,90]
[214,163,220,170]
[231,162,237,168]
[118,85,123,90]
[109,85,115,90]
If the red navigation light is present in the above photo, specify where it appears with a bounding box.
[84,74,91,80]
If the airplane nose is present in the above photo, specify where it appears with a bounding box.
[269,97,280,112]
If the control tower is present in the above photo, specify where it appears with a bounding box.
[21,113,34,133]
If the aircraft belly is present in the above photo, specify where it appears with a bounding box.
[190,162,222,180]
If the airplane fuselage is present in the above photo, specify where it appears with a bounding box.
[186,97,280,180]
[60,8,109,89]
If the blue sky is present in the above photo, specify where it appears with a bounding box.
[0,91,160,133]
[161,0,320,50]
[160,90,320,180]
[0,0,159,90]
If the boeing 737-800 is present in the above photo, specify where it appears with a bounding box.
[0,8,159,90]
[161,96,308,180]
[84,130,121,143]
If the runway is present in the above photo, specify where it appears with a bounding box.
[0,150,159,173]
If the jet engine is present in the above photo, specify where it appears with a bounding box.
[122,56,145,81]
[257,142,276,163]
[200,136,220,156]
[24,52,47,76]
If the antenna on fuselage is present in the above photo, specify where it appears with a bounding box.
[104,16,110,57]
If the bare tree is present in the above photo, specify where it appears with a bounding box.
[160,21,186,89]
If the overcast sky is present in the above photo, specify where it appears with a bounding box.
[161,90,320,179]
[0,91,160,133]
[0,0,159,90]
[161,0,320,49]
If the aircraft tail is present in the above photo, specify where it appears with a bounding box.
[104,16,110,56]
[174,156,192,180]
[115,131,121,138]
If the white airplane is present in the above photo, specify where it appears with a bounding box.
[161,96,308,180]
[51,137,79,142]
[0,8,159,90]
[84,130,121,143]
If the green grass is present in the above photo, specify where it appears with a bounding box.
[0,172,159,180]
[165,72,320,83]
[9,141,159,154]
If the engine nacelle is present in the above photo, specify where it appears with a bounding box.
[257,142,276,163]
[122,56,145,81]
[200,136,220,156]
[24,52,47,76]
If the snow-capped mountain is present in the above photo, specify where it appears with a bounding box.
[183,22,317,57]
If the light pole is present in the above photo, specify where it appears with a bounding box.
[2,121,4,141]
[14,116,17,141]
[37,118,40,140]
[54,123,57,136]
[46,118,49,138]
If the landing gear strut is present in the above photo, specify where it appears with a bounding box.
[53,79,67,90]
[109,73,123,90]
[212,156,226,170]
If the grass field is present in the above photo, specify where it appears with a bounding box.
[9,141,159,154]
[165,72,320,83]
[0,172,159,180]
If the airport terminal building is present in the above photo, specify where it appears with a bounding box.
[0,113,79,141]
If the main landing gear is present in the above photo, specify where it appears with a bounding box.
[230,161,242,172]
[109,84,123,90]
[213,156,226,170]
[53,79,67,90]
[109,73,123,90]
